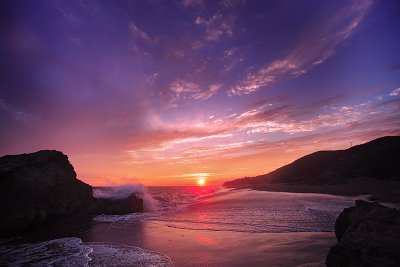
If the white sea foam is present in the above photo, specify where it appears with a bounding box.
[0,237,173,266]
[0,237,92,266]
[86,242,172,266]
[93,184,161,212]
[93,212,150,223]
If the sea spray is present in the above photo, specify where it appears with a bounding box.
[93,184,160,212]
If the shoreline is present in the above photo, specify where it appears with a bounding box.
[1,188,356,266]
[227,177,400,204]
[81,220,336,266]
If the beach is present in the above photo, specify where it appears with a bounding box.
[84,220,335,266]
[1,187,362,266]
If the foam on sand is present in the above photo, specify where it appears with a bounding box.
[87,242,172,266]
[0,237,92,266]
[0,237,173,266]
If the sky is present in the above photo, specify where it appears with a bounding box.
[1,0,399,186]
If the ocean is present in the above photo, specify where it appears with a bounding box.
[0,186,360,266]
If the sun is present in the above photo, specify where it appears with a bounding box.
[197,177,206,186]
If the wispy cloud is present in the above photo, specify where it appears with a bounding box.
[126,92,399,164]
[388,64,400,72]
[389,88,400,97]
[169,79,221,103]
[129,21,150,41]
[0,98,7,110]
[170,79,200,96]
[181,0,203,7]
[192,83,222,100]
[228,0,373,96]
[195,12,235,41]
[171,133,232,144]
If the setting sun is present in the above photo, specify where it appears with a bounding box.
[1,0,400,265]
[197,178,206,186]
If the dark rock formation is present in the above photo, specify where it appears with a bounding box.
[0,150,94,237]
[95,194,143,214]
[326,200,400,266]
[224,136,400,187]
[0,150,143,238]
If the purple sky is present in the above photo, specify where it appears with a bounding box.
[1,0,399,185]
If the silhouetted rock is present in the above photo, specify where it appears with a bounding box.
[326,200,400,266]
[0,150,143,238]
[224,136,400,187]
[95,193,144,214]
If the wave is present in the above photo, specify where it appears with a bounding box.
[93,187,355,234]
[93,186,229,222]
[0,238,172,266]
[93,184,161,212]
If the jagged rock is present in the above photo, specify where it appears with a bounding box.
[0,150,143,238]
[95,193,143,215]
[326,200,400,266]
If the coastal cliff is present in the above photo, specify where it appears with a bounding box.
[224,136,400,188]
[0,150,143,238]
[223,136,400,202]
[326,200,400,266]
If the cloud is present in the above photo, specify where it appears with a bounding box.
[129,21,152,54]
[119,91,399,168]
[221,48,243,73]
[0,98,7,110]
[389,88,400,97]
[171,133,232,144]
[129,22,150,41]
[195,12,235,41]
[224,48,236,58]
[169,80,221,102]
[388,64,400,72]
[170,79,200,96]
[192,83,222,100]
[228,0,373,96]
[181,0,203,7]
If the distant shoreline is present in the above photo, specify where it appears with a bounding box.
[226,177,400,204]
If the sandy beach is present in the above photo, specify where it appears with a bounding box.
[82,220,335,266]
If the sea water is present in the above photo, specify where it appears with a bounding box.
[0,186,360,266]
[95,186,357,233]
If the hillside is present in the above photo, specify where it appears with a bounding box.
[224,136,400,189]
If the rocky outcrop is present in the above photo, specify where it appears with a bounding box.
[326,200,400,266]
[0,150,143,238]
[95,193,143,214]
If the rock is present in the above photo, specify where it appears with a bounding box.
[0,150,144,238]
[95,193,144,215]
[0,150,94,237]
[326,200,400,266]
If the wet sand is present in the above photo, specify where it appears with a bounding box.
[82,220,335,266]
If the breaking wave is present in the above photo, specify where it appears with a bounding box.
[93,184,160,212]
